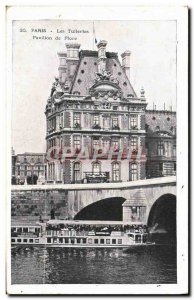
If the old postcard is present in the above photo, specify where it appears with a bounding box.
[6,5,188,295]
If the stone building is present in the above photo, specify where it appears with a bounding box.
[45,41,148,184]
[145,110,176,178]
[13,152,47,184]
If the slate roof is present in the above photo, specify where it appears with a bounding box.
[145,110,176,135]
[70,50,137,98]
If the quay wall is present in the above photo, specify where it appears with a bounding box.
[11,190,69,219]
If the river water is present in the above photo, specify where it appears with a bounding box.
[11,244,176,284]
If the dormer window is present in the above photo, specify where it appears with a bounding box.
[156,126,160,131]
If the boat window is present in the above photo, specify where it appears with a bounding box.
[29,239,33,243]
[71,239,75,244]
[128,234,134,239]
[65,238,69,244]
[35,239,39,243]
[143,235,147,243]
[17,228,22,233]
[23,227,28,233]
[94,239,98,244]
[88,238,93,244]
[53,238,57,243]
[82,238,86,244]
[35,228,40,233]
[112,239,116,244]
[11,239,15,242]
[118,239,122,244]
[29,227,35,232]
[135,235,141,243]
[23,239,27,243]
[100,239,104,244]
[11,227,16,232]
[59,238,63,243]
[17,239,21,243]
[47,238,51,243]
[77,238,81,244]
[106,239,110,244]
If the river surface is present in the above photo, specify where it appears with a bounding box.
[11,244,176,284]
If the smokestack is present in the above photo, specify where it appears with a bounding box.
[121,50,131,80]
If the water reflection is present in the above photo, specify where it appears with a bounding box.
[11,245,176,284]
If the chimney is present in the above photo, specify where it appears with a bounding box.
[121,50,131,80]
[65,43,81,80]
[65,43,80,60]
[97,40,107,73]
[57,52,67,83]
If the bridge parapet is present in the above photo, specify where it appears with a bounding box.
[11,176,176,191]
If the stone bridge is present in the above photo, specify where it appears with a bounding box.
[11,176,176,225]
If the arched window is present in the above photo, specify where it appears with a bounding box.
[129,163,138,181]
[92,162,101,174]
[73,162,81,183]
[112,162,120,182]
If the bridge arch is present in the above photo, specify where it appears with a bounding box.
[74,197,126,221]
[147,193,176,236]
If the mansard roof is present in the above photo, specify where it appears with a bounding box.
[70,50,137,98]
[145,110,176,135]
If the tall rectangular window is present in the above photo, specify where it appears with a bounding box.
[73,135,81,149]
[112,162,120,181]
[73,162,81,182]
[111,138,119,149]
[164,141,171,157]
[130,115,137,128]
[103,116,110,128]
[129,163,138,181]
[93,115,99,125]
[93,138,100,149]
[131,137,138,150]
[92,162,101,173]
[102,139,110,149]
[73,113,81,127]
[157,141,164,155]
[112,116,118,127]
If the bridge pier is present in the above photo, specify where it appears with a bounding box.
[122,189,147,223]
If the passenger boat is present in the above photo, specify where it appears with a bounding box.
[11,220,153,248]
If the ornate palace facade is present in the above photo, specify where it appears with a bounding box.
[44,40,176,184]
[45,41,147,184]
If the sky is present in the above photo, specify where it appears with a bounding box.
[12,20,177,154]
